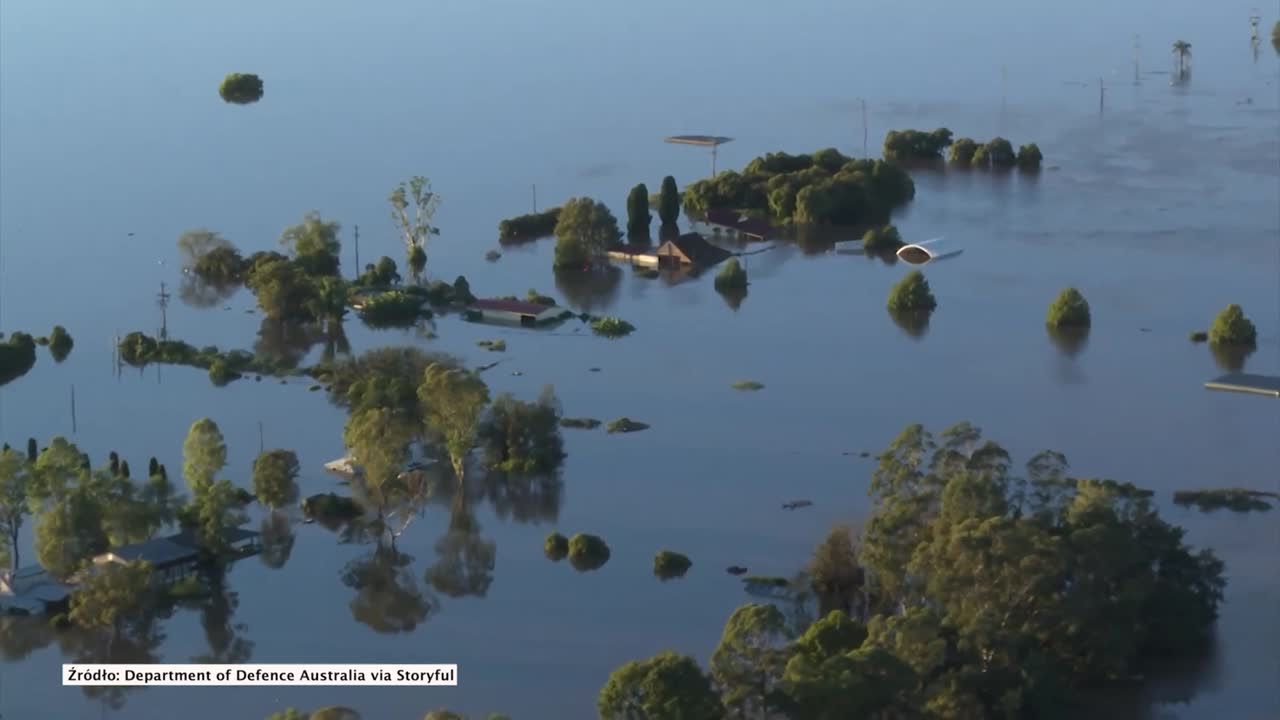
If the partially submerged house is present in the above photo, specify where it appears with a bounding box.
[693,209,772,241]
[655,233,732,268]
[606,243,661,267]
[0,565,72,615]
[896,237,963,265]
[468,298,565,326]
[94,528,262,583]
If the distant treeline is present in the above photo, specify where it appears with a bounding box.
[883,128,1043,170]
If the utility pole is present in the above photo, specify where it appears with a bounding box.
[156,281,170,340]
[1133,35,1141,84]
[353,224,360,276]
[1098,77,1105,113]
[711,145,718,177]
[860,98,868,157]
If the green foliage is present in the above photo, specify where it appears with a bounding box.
[69,560,155,631]
[653,550,692,580]
[886,270,936,312]
[741,576,789,588]
[317,347,460,424]
[710,603,792,717]
[598,651,723,720]
[1189,330,1208,343]
[302,493,363,522]
[714,258,748,292]
[476,339,506,352]
[389,176,441,272]
[544,532,569,561]
[1173,488,1276,513]
[606,417,649,434]
[265,710,308,720]
[0,332,37,386]
[559,417,601,430]
[986,137,1017,167]
[420,364,490,482]
[627,183,652,235]
[854,422,1227,714]
[309,707,361,720]
[861,224,904,253]
[194,245,246,285]
[478,387,566,473]
[807,525,865,617]
[183,418,227,495]
[686,149,914,226]
[554,197,621,267]
[0,448,33,571]
[117,331,294,384]
[948,137,978,164]
[970,144,991,168]
[882,128,953,161]
[591,317,635,338]
[567,533,610,571]
[730,380,764,391]
[659,176,681,225]
[1017,143,1043,170]
[453,276,475,304]
[356,291,429,327]
[44,326,73,363]
[252,450,300,510]
[280,212,341,276]
[1045,287,1091,328]
[1208,304,1257,345]
[246,258,329,321]
[499,207,561,240]
[219,72,264,104]
[358,257,401,287]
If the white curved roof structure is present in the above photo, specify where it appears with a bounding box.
[897,237,963,264]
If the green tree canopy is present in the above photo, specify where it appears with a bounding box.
[183,418,227,495]
[280,212,341,276]
[886,270,937,312]
[219,73,264,104]
[1016,143,1044,170]
[710,603,793,717]
[48,325,75,363]
[389,176,441,274]
[252,449,301,510]
[478,387,565,473]
[553,197,621,268]
[1046,287,1091,328]
[0,448,33,571]
[419,364,490,482]
[627,183,652,236]
[599,651,724,720]
[658,175,681,225]
[1208,304,1257,345]
[714,259,748,292]
[69,560,155,632]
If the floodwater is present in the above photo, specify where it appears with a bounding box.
[1,0,1278,718]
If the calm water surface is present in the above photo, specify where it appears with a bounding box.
[1,1,1277,718]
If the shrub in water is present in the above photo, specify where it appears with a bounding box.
[862,224,904,253]
[1046,288,1091,328]
[653,550,692,580]
[591,317,635,338]
[544,532,569,561]
[1208,304,1257,346]
[886,270,936,312]
[568,533,611,571]
[218,73,264,104]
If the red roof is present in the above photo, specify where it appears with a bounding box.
[472,298,556,315]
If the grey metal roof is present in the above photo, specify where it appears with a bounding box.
[109,537,196,568]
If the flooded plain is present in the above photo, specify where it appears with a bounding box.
[1,0,1277,718]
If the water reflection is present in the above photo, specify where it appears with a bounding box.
[425,493,496,598]
[256,317,326,370]
[342,543,439,634]
[1047,325,1090,357]
[260,511,296,570]
[193,572,254,664]
[481,470,564,525]
[719,286,748,312]
[1209,343,1254,372]
[888,309,931,339]
[178,274,239,309]
[554,266,622,312]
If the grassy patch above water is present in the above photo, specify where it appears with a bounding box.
[731,380,765,391]
[606,417,649,434]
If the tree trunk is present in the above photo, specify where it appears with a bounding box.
[8,524,18,572]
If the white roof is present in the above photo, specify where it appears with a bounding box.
[896,237,962,264]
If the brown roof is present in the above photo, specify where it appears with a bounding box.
[659,233,732,266]
[705,209,771,238]
[472,298,556,315]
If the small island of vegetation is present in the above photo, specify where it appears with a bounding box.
[554,197,621,268]
[653,550,692,580]
[0,331,37,386]
[218,72,264,104]
[886,270,937,312]
[1208,304,1257,346]
[591,317,635,338]
[1046,287,1091,327]
[544,532,569,562]
[567,533,610,572]
[683,148,915,226]
[499,207,561,241]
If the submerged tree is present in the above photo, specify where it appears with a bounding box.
[658,175,682,226]
[1172,40,1192,77]
[218,72,264,104]
[478,386,565,473]
[1046,287,1091,328]
[886,270,936,312]
[627,183,652,236]
[553,197,621,268]
[252,449,300,510]
[1208,304,1257,346]
[389,176,441,277]
[598,651,724,720]
[420,364,490,483]
[279,212,341,277]
[0,448,33,571]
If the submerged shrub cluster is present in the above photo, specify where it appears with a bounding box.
[499,208,561,241]
[118,331,301,385]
